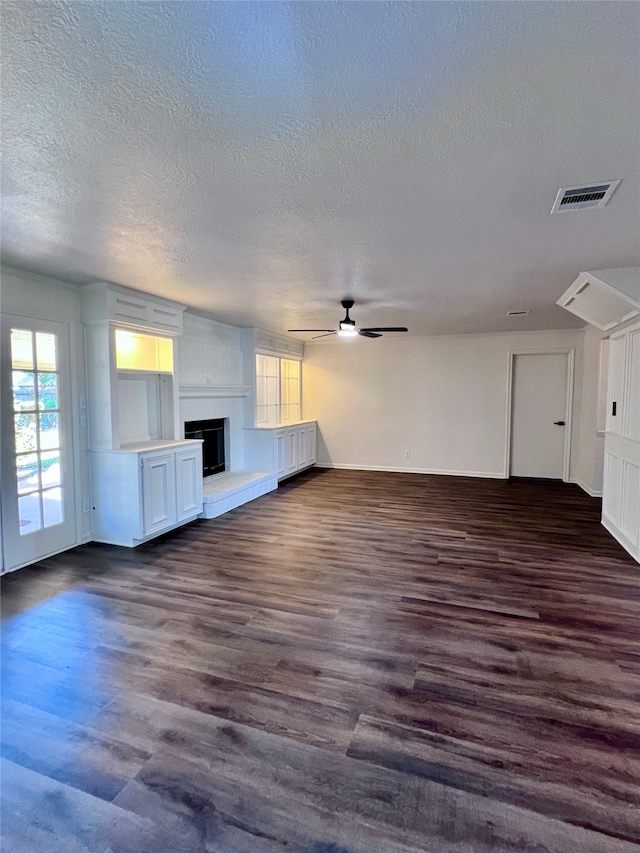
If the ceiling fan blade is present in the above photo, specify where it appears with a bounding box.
[359,327,408,333]
[287,329,336,333]
[312,331,337,339]
[358,330,382,338]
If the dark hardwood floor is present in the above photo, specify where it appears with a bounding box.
[1,469,639,853]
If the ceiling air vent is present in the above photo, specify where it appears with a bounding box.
[506,310,530,316]
[550,180,620,214]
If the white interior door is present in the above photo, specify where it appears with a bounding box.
[1,316,76,572]
[510,353,569,479]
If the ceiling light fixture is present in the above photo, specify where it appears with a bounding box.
[337,327,358,337]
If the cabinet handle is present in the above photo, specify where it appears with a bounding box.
[553,421,565,426]
[612,401,617,417]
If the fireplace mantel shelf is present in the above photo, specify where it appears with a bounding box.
[179,384,251,399]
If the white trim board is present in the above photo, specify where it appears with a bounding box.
[315,463,505,479]
[179,384,250,399]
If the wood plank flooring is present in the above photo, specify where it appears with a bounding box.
[1,469,639,853]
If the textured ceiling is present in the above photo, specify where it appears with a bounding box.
[1,1,639,336]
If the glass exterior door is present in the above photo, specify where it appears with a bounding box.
[1,316,76,572]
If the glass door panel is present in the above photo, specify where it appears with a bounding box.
[1,316,76,572]
[10,329,63,534]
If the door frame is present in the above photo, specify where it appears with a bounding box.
[504,347,575,481]
[0,314,79,573]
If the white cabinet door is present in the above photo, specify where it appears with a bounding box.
[286,428,298,475]
[607,332,626,435]
[298,425,309,469]
[141,452,176,536]
[274,429,287,478]
[308,424,317,465]
[175,446,203,522]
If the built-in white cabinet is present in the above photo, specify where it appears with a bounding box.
[244,421,317,481]
[91,441,203,546]
[602,321,640,562]
[82,284,185,450]
[297,422,317,469]
[82,282,204,546]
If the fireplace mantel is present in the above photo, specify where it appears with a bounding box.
[179,384,251,399]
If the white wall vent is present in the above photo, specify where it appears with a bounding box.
[550,180,620,213]
[557,268,640,330]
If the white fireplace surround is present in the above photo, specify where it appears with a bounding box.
[179,383,277,518]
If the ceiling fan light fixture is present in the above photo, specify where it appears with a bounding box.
[337,327,357,337]
[339,319,356,331]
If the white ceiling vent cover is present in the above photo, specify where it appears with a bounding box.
[550,180,620,213]
[557,268,640,330]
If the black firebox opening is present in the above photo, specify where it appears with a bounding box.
[184,418,225,477]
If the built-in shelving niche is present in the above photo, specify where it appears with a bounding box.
[117,372,174,446]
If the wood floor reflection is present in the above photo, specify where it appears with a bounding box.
[2,469,639,853]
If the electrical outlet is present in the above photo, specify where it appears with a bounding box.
[82,500,91,513]
[404,450,411,458]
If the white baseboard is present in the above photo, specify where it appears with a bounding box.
[314,462,506,479]
[571,478,603,498]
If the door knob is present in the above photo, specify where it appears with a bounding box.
[554,420,565,426]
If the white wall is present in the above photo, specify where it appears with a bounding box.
[178,313,246,471]
[304,329,585,480]
[1,265,92,545]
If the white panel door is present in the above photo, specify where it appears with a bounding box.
[510,353,568,479]
[175,446,202,521]
[141,452,176,536]
[607,333,626,435]
[1,316,77,572]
